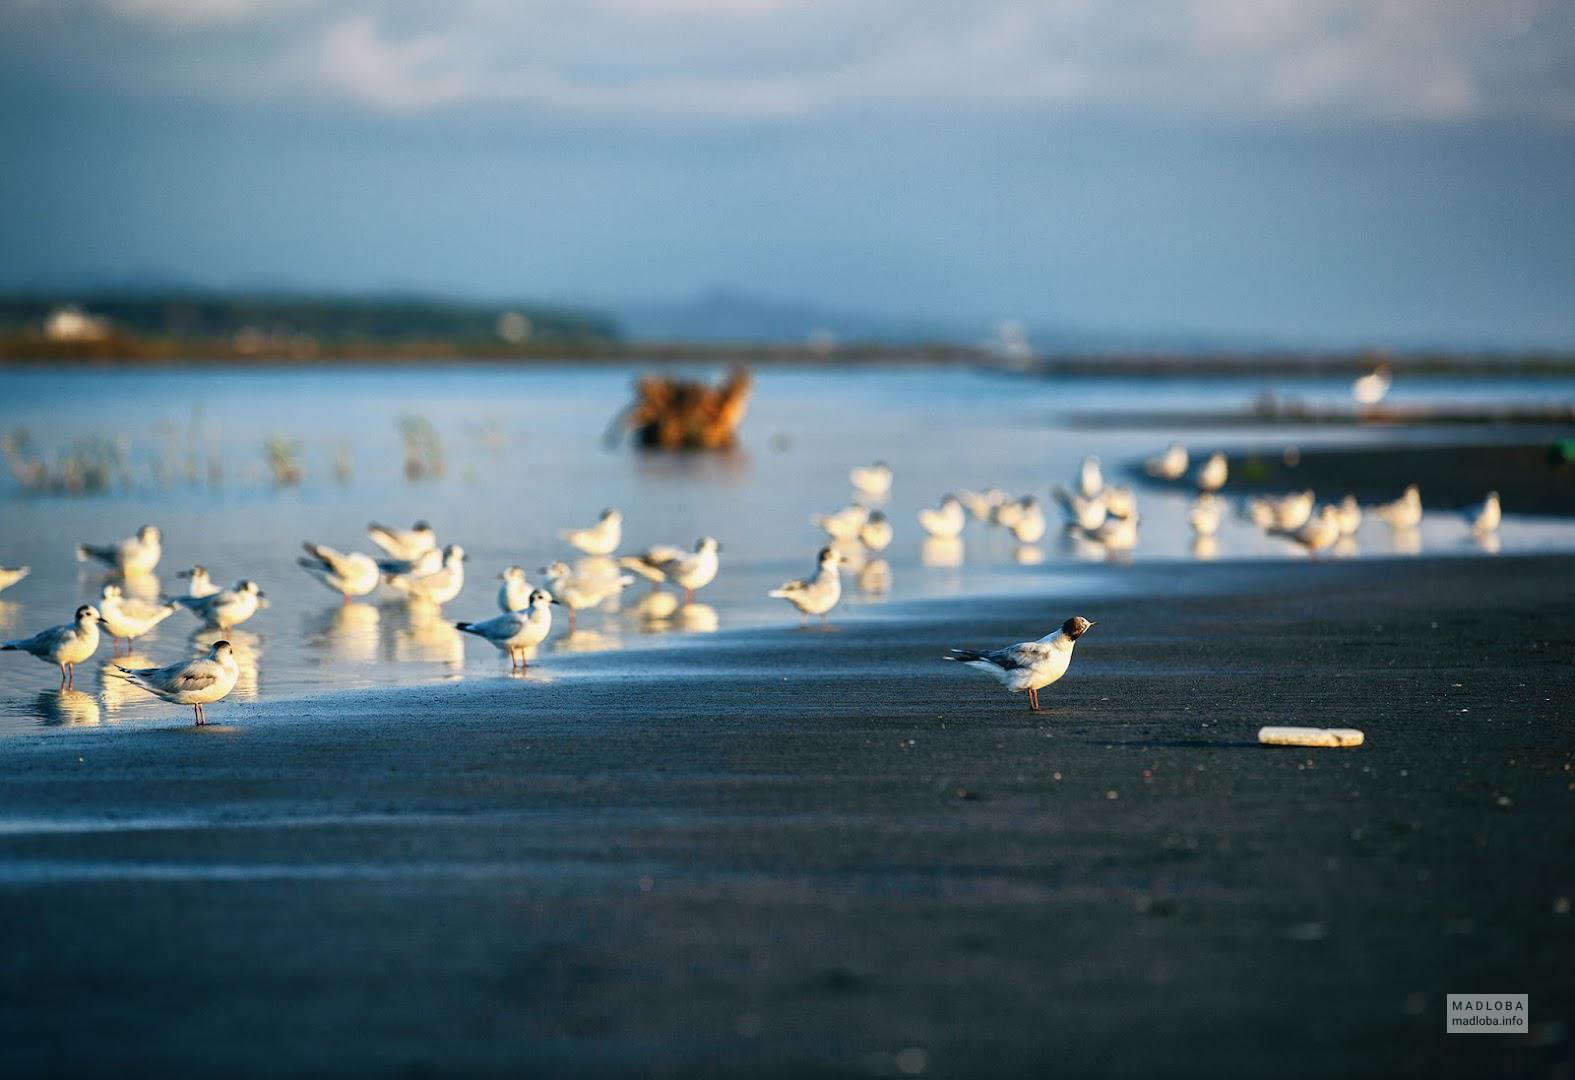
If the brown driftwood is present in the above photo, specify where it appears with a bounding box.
[607,367,752,451]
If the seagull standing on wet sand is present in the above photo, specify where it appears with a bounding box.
[0,565,30,595]
[298,543,380,604]
[561,509,623,556]
[1373,485,1423,529]
[813,504,870,541]
[850,462,893,499]
[175,566,221,598]
[456,587,558,670]
[111,641,240,726]
[497,566,534,612]
[98,584,179,655]
[1196,453,1228,493]
[858,511,894,553]
[540,561,634,630]
[769,547,844,628]
[77,524,161,575]
[1079,457,1104,498]
[1465,492,1501,534]
[367,521,437,561]
[619,537,720,605]
[386,545,467,605]
[1146,442,1189,480]
[174,579,267,631]
[2,604,102,687]
[918,496,966,539]
[944,615,1094,712]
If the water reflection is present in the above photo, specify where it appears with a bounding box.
[857,558,892,596]
[0,600,17,634]
[304,603,381,665]
[921,537,964,568]
[635,591,682,622]
[1387,526,1423,556]
[388,599,464,669]
[34,689,101,727]
[1013,545,1044,566]
[676,603,719,633]
[554,628,620,654]
[99,653,155,713]
[1191,536,1220,561]
[1473,531,1502,555]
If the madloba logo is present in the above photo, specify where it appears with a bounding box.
[1446,994,1528,1033]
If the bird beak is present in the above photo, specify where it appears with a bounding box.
[550,598,562,606]
[495,573,505,581]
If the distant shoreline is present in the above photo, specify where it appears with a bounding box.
[5,339,1575,376]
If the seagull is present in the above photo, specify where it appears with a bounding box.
[813,504,870,541]
[944,616,1094,712]
[1079,456,1104,498]
[769,547,844,628]
[77,524,161,575]
[1352,364,1393,406]
[1465,491,1501,534]
[376,546,443,579]
[849,461,893,499]
[0,565,29,595]
[1196,453,1228,493]
[1373,485,1423,529]
[98,584,179,655]
[561,509,623,556]
[456,587,558,670]
[1188,493,1223,537]
[2,604,101,687]
[110,641,240,725]
[918,496,966,539]
[174,579,266,631]
[1053,487,1108,532]
[1335,494,1363,536]
[1103,486,1137,521]
[1246,490,1315,531]
[540,560,634,630]
[1068,512,1138,552]
[1008,496,1047,544]
[1275,505,1342,555]
[957,488,1008,522]
[175,566,221,598]
[858,511,893,553]
[1145,442,1190,480]
[298,542,380,604]
[386,545,467,605]
[619,537,721,604]
[497,566,534,612]
[367,520,437,561]
[991,497,1027,530]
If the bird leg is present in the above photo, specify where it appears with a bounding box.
[1027,688,1041,712]
[66,663,74,689]
[342,593,350,607]
[568,608,577,632]
[58,663,68,688]
[684,587,694,606]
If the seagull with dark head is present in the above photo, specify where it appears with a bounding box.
[944,616,1095,712]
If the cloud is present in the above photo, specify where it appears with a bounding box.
[47,0,1575,126]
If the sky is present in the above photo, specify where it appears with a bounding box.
[2,0,1573,348]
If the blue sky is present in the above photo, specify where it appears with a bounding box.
[2,0,1573,347]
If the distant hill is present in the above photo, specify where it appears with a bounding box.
[0,291,620,345]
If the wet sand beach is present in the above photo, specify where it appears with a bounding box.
[1,554,1571,1078]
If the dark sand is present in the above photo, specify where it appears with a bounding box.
[1135,440,1575,516]
[1,556,1572,1078]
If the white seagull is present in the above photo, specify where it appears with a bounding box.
[111,641,240,726]
[769,546,844,627]
[1465,492,1501,534]
[1079,456,1104,498]
[1196,453,1228,493]
[98,584,179,655]
[1008,496,1047,544]
[1103,486,1137,521]
[1335,494,1363,536]
[77,524,161,575]
[3,604,101,687]
[918,496,966,539]
[298,542,381,604]
[1373,485,1423,529]
[0,565,30,595]
[849,461,893,499]
[1275,505,1343,555]
[1352,364,1393,406]
[561,509,623,556]
[367,520,437,561]
[540,560,634,630]
[497,566,534,612]
[1246,490,1315,531]
[386,545,467,605]
[858,511,894,553]
[1053,487,1108,532]
[944,615,1094,712]
[619,537,720,604]
[1188,493,1223,537]
[456,587,558,670]
[174,579,267,631]
[813,504,870,541]
[175,566,221,598]
[1145,442,1189,480]
[376,546,443,579]
[957,488,1008,522]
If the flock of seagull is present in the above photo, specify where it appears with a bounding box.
[0,442,1509,721]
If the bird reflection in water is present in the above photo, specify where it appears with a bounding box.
[857,559,891,596]
[190,626,261,699]
[1191,535,1220,561]
[921,537,964,568]
[1013,545,1044,566]
[304,603,380,665]
[34,688,101,727]
[388,598,464,669]
[1387,526,1423,556]
[100,653,155,714]
[1473,531,1502,555]
[553,627,621,654]
[0,600,17,634]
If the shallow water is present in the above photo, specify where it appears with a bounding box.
[1,363,1571,731]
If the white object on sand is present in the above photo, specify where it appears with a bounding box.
[1258,726,1364,748]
